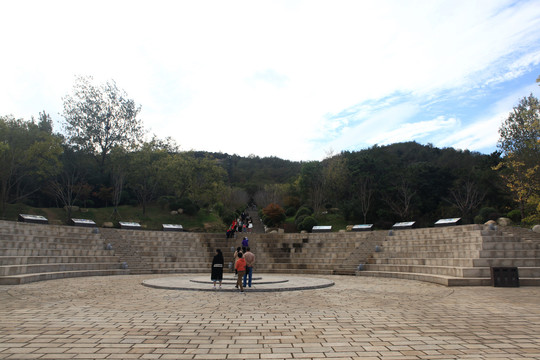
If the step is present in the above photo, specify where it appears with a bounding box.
[0,269,130,285]
[364,264,491,277]
[355,270,492,286]
[0,248,114,257]
[0,262,123,276]
[372,257,540,267]
[0,241,105,250]
[0,255,121,266]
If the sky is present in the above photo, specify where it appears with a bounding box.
[1,0,540,161]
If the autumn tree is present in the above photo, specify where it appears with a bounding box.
[261,203,286,227]
[62,76,144,169]
[496,94,540,220]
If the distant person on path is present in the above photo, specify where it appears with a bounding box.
[235,252,246,292]
[242,236,249,248]
[243,247,255,288]
[211,249,224,289]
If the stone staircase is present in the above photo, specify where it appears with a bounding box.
[356,224,540,286]
[0,220,128,285]
[244,209,262,234]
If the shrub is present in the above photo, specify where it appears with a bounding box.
[222,212,236,227]
[507,209,521,223]
[295,214,307,230]
[477,207,500,223]
[213,202,225,217]
[285,207,297,217]
[295,206,312,219]
[301,216,318,232]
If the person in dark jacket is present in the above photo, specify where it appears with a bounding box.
[211,249,224,289]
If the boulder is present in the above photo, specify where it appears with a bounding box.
[346,225,354,231]
[177,208,184,214]
[497,217,512,227]
[484,220,497,231]
[170,211,178,215]
[102,222,114,228]
[533,225,540,234]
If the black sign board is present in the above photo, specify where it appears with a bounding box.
[163,224,184,232]
[70,218,97,227]
[352,224,373,232]
[312,225,332,233]
[434,218,461,227]
[119,221,142,230]
[18,214,48,224]
[392,221,415,229]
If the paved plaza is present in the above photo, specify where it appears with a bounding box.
[1,274,539,360]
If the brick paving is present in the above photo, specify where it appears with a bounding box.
[1,274,539,359]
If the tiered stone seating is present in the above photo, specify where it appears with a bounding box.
[356,224,540,286]
[248,231,383,275]
[0,220,129,285]
[3,218,539,287]
[100,229,228,274]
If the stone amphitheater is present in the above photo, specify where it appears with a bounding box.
[1,218,539,286]
[2,217,540,360]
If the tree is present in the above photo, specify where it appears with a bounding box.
[298,161,326,214]
[355,176,373,224]
[496,94,540,219]
[126,139,170,215]
[157,152,226,207]
[261,203,286,227]
[383,180,416,220]
[446,179,486,223]
[322,154,349,206]
[62,76,144,169]
[253,184,287,208]
[109,147,129,219]
[47,146,91,221]
[0,115,62,215]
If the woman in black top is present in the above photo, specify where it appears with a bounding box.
[211,249,224,289]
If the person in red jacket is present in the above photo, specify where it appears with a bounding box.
[235,252,247,292]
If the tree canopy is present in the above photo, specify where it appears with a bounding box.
[62,76,144,168]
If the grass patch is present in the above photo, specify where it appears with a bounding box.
[1,203,226,232]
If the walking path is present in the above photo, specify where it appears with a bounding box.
[1,274,539,359]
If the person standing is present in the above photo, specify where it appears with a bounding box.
[211,249,224,289]
[235,252,246,292]
[233,246,241,276]
[243,247,255,288]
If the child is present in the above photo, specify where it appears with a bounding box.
[235,252,247,292]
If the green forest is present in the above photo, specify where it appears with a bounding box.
[1,77,539,231]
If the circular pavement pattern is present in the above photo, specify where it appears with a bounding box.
[142,273,335,292]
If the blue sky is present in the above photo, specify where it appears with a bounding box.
[1,0,540,161]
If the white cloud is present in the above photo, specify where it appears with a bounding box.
[1,0,540,160]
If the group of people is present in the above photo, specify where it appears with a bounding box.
[211,236,255,292]
[226,211,254,238]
